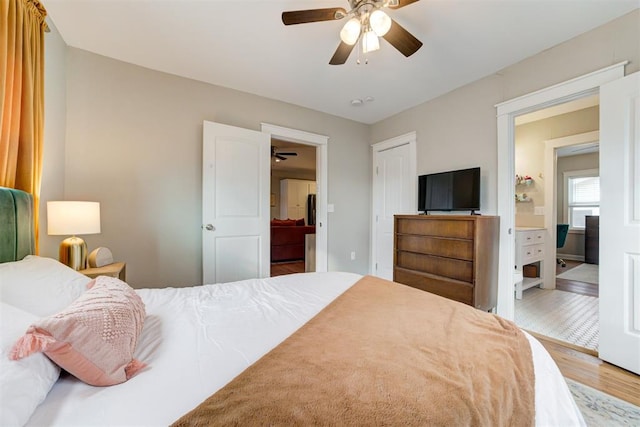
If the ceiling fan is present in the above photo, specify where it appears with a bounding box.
[272,146,298,162]
[282,0,422,65]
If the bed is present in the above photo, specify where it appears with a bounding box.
[0,187,585,426]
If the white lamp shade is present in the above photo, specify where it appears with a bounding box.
[362,30,380,53]
[340,18,361,45]
[370,10,391,37]
[47,201,101,236]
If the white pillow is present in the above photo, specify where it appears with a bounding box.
[1,302,61,426]
[0,256,91,317]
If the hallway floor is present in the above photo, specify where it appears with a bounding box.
[516,260,599,352]
[271,261,305,277]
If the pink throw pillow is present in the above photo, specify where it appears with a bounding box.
[10,276,146,387]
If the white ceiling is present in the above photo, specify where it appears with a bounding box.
[271,139,317,173]
[43,0,638,124]
[557,142,599,158]
[515,95,600,126]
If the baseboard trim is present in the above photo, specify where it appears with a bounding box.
[526,330,599,357]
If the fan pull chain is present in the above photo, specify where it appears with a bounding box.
[356,42,370,65]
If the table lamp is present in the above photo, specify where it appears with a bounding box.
[47,201,101,270]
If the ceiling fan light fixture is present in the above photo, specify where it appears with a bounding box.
[370,10,391,36]
[340,18,361,45]
[362,30,380,53]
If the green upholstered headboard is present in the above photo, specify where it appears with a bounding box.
[0,187,35,263]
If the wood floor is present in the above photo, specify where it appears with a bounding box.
[271,261,305,276]
[533,332,640,407]
[544,262,640,407]
[555,260,599,297]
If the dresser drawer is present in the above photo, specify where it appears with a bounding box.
[517,229,545,246]
[521,243,545,264]
[396,218,474,240]
[396,235,474,261]
[396,251,473,282]
[394,268,473,306]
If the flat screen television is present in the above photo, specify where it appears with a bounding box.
[418,167,480,214]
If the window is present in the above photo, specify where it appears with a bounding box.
[564,169,599,230]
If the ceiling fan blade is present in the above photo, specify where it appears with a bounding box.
[278,152,298,156]
[282,8,347,25]
[382,19,423,57]
[276,154,287,161]
[329,41,356,65]
[388,0,420,9]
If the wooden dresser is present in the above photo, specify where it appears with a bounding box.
[393,215,500,311]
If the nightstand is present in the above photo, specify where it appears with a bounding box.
[79,262,126,281]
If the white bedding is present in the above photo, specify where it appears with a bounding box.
[26,272,584,426]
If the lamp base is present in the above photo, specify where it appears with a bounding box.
[59,236,88,270]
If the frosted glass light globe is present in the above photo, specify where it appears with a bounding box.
[362,30,380,53]
[370,10,391,36]
[340,18,361,45]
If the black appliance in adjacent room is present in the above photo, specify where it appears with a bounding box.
[307,193,316,226]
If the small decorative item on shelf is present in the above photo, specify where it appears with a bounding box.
[88,247,114,268]
[515,175,534,186]
[515,193,531,202]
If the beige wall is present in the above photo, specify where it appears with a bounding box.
[41,10,639,287]
[556,152,599,259]
[43,49,370,288]
[514,106,599,228]
[370,10,639,218]
[39,18,67,258]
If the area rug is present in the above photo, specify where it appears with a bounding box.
[557,263,599,285]
[566,378,640,426]
[515,287,599,351]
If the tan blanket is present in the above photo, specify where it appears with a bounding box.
[173,275,534,426]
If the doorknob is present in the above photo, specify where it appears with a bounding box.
[203,224,215,231]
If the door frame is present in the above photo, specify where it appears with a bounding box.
[495,61,627,320]
[542,130,600,290]
[261,123,329,272]
[370,131,417,275]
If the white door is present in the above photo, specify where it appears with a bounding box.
[202,121,270,284]
[599,72,640,374]
[372,133,416,280]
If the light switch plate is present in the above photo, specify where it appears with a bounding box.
[327,204,335,213]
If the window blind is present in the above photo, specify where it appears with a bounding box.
[569,176,600,205]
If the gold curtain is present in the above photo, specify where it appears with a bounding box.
[0,0,47,252]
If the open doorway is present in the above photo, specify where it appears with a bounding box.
[270,139,317,276]
[513,98,600,352]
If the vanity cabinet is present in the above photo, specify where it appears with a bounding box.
[514,227,545,299]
